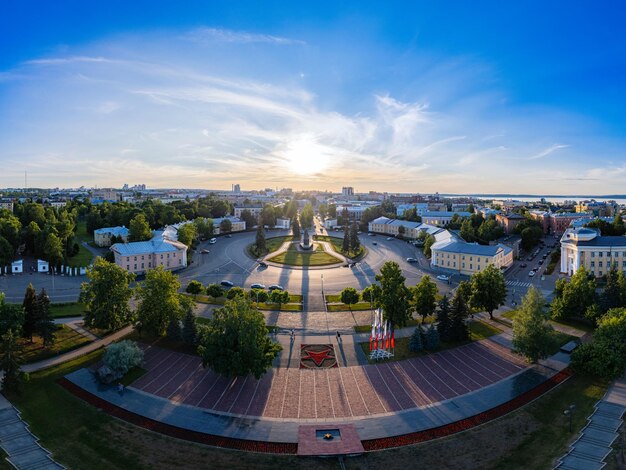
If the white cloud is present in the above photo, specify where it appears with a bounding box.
[182,27,306,46]
[528,144,569,160]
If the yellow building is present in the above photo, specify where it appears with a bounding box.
[560,227,626,277]
[431,241,513,275]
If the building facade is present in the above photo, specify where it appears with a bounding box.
[94,226,130,247]
[431,242,514,275]
[495,213,525,234]
[560,227,626,277]
[110,238,188,275]
[212,216,246,234]
[368,216,441,239]
[421,211,472,227]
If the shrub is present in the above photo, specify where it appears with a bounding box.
[98,340,143,384]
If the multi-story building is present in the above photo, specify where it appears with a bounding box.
[495,213,525,234]
[431,241,514,275]
[94,226,130,247]
[233,205,263,219]
[396,203,428,217]
[212,216,246,234]
[275,218,291,230]
[421,211,472,227]
[110,237,187,275]
[529,211,591,234]
[0,201,14,212]
[336,202,380,221]
[575,200,618,217]
[368,216,440,239]
[341,186,354,197]
[560,227,626,277]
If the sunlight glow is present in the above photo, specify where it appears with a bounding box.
[281,135,332,176]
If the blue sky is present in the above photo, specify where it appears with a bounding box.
[1,1,625,193]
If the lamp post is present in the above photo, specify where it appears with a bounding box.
[563,404,576,432]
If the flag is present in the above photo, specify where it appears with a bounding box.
[391,328,395,348]
[383,321,388,349]
[385,321,390,349]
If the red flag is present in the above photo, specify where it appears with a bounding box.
[374,337,378,350]
[386,335,390,349]
[369,334,373,351]
[391,330,395,348]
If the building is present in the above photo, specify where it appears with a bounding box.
[421,211,472,227]
[0,201,14,212]
[396,203,428,217]
[212,216,246,234]
[94,226,129,247]
[342,187,354,197]
[431,241,514,275]
[495,213,525,234]
[529,211,591,234]
[275,218,291,230]
[492,199,526,211]
[110,238,188,275]
[232,184,241,193]
[324,218,338,229]
[560,227,626,277]
[336,202,380,222]
[368,216,441,239]
[233,205,263,219]
[575,200,617,217]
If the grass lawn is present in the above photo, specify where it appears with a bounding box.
[358,320,501,363]
[353,317,434,333]
[503,309,593,334]
[248,236,294,258]
[18,325,92,363]
[257,302,302,311]
[267,242,342,266]
[313,235,366,260]
[327,302,373,312]
[67,244,94,268]
[50,302,87,318]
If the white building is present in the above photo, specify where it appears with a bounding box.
[324,218,338,229]
[0,201,14,212]
[560,227,626,277]
[368,216,442,239]
[421,211,472,227]
[233,206,263,219]
[275,218,291,230]
[336,202,380,221]
[396,203,428,217]
[342,186,354,196]
[212,216,246,234]
[111,238,188,275]
[94,226,129,247]
[37,259,49,273]
[11,260,22,274]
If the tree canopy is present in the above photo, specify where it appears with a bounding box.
[376,261,411,327]
[470,265,507,319]
[410,275,438,321]
[135,266,186,336]
[512,287,555,363]
[197,297,281,378]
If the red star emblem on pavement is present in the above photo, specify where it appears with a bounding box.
[302,349,333,367]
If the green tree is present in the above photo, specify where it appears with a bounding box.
[0,330,23,393]
[512,287,555,363]
[349,222,360,253]
[600,266,625,313]
[80,257,135,331]
[185,280,204,297]
[22,283,37,341]
[299,203,314,228]
[206,284,224,299]
[361,285,381,308]
[197,297,282,378]
[34,288,55,347]
[0,214,22,249]
[43,232,63,266]
[423,234,436,258]
[318,203,328,220]
[423,324,440,350]
[613,213,625,236]
[342,226,350,253]
[570,308,626,380]
[291,217,300,238]
[101,340,144,381]
[436,295,452,342]
[0,294,24,337]
[0,235,14,265]
[226,286,246,299]
[470,264,507,319]
[340,287,360,311]
[520,226,543,251]
[128,213,152,242]
[410,275,438,321]
[193,218,214,240]
[255,224,266,253]
[166,315,182,342]
[397,225,406,239]
[260,205,277,228]
[177,223,196,248]
[551,266,598,322]
[135,266,183,336]
[456,280,473,305]
[250,289,269,305]
[239,209,257,230]
[448,290,470,342]
[376,261,411,328]
[269,289,289,308]
[219,218,232,234]
[409,326,423,352]
[182,308,198,345]
[460,219,476,242]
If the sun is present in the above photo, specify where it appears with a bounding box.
[282,135,332,176]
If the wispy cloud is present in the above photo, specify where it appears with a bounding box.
[182,27,306,46]
[528,143,569,160]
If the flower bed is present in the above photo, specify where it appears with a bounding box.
[299,344,338,369]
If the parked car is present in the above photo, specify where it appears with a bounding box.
[349,262,357,268]
[538,259,544,265]
[226,234,233,238]
[436,274,450,281]
[528,271,535,277]
[209,238,217,244]
[368,233,375,236]
[269,284,284,291]
[250,283,266,290]
[520,263,527,268]
[372,241,377,245]
[406,257,418,263]
[386,237,393,241]
[258,261,268,268]
[200,249,210,254]
[220,280,234,287]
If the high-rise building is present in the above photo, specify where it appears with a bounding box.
[342,186,354,196]
[232,184,241,193]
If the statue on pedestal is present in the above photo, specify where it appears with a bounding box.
[300,228,312,250]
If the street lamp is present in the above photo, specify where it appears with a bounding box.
[563,404,576,432]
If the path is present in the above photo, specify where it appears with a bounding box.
[0,394,64,469]
[555,372,626,470]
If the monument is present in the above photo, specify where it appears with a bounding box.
[300,228,313,250]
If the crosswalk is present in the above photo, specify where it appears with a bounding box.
[506,280,534,288]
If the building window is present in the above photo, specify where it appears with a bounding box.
[599,252,603,257]
[462,263,465,268]
[161,254,163,259]
[134,264,137,270]
[141,256,144,260]
[591,262,595,268]
[470,264,473,270]
[607,252,611,257]
[599,262,603,267]
[134,256,137,261]
[470,257,473,261]
[623,261,626,268]
[126,265,129,270]
[141,263,144,268]
[591,252,595,258]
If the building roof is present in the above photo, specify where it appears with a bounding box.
[111,238,186,256]
[94,226,129,236]
[570,236,626,247]
[422,211,472,218]
[432,241,511,256]
[499,213,525,220]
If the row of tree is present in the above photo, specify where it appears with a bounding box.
[341,223,361,256]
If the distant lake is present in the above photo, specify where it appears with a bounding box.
[442,194,626,205]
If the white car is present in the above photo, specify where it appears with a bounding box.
[436,274,450,281]
[528,270,536,277]
[209,238,217,244]
[406,257,418,263]
[386,237,393,241]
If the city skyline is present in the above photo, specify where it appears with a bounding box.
[1,2,625,193]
